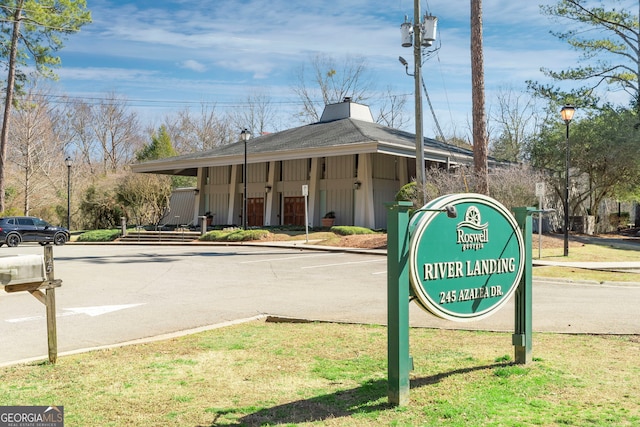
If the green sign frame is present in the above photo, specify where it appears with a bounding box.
[408,194,524,321]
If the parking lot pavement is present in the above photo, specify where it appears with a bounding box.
[1,243,639,366]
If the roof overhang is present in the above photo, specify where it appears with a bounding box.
[132,142,395,175]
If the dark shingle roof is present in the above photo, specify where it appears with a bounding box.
[132,117,475,175]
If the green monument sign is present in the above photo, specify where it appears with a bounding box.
[386,197,533,406]
[409,194,525,321]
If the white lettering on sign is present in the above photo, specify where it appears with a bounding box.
[456,228,489,251]
[439,285,504,305]
[423,261,464,280]
[466,258,515,277]
[456,206,489,251]
[423,257,515,280]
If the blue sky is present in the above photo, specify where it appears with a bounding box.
[52,0,629,137]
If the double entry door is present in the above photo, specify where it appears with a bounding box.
[246,198,264,227]
[283,196,305,226]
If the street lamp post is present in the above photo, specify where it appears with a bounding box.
[561,105,575,257]
[400,8,437,206]
[65,157,72,230]
[240,129,251,230]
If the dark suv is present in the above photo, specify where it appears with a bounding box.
[0,216,70,247]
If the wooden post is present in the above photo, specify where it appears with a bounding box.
[3,247,61,364]
[44,245,58,364]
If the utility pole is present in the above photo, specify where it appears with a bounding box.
[413,0,426,204]
[400,5,437,205]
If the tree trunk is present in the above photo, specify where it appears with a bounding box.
[0,0,24,212]
[23,150,30,215]
[471,0,489,195]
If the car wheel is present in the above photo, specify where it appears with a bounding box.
[54,233,67,245]
[6,233,21,247]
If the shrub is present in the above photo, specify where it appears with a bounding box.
[396,165,546,212]
[199,230,229,241]
[395,182,418,205]
[331,226,376,236]
[609,212,630,229]
[76,229,123,242]
[200,229,270,242]
[226,229,270,241]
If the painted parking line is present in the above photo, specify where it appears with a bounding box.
[240,252,341,264]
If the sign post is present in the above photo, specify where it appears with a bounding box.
[512,207,534,364]
[386,201,412,406]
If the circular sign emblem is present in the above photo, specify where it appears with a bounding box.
[409,193,524,321]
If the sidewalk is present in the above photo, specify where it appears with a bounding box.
[533,259,640,273]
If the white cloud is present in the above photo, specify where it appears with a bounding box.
[180,60,207,72]
[54,0,632,133]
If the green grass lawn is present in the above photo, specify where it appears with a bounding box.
[1,321,638,426]
[533,238,640,283]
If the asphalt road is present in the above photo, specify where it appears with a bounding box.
[1,243,638,366]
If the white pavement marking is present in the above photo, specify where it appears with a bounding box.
[64,303,146,317]
[6,303,145,323]
[240,252,339,264]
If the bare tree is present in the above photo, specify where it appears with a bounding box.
[8,85,65,215]
[291,54,374,123]
[230,92,281,137]
[421,165,545,211]
[91,93,142,173]
[375,86,410,129]
[163,103,234,153]
[62,99,98,173]
[489,87,540,162]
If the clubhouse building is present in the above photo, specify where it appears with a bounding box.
[131,98,477,229]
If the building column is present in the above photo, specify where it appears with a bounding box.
[227,164,240,225]
[264,161,276,226]
[308,158,321,227]
[398,157,408,184]
[193,168,203,225]
[354,153,375,229]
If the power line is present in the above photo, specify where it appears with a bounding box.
[33,93,314,109]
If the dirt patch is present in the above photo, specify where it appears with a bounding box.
[331,234,388,249]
